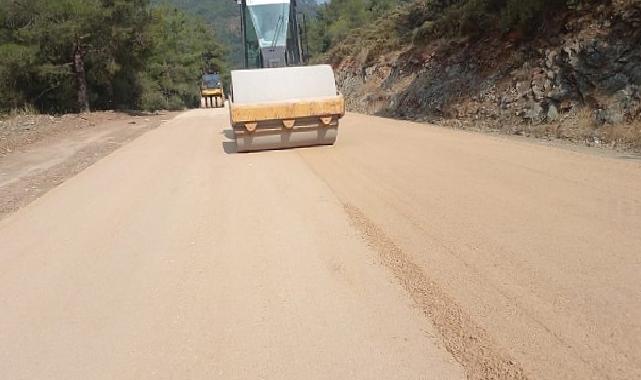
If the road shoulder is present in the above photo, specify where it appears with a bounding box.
[0,112,178,220]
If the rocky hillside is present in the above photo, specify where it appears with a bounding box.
[330,0,641,151]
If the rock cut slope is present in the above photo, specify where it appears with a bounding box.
[331,0,641,151]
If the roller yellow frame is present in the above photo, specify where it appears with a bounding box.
[201,88,224,97]
[230,95,345,132]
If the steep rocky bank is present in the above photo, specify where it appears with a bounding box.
[332,1,641,151]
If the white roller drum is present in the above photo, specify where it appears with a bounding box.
[231,65,338,104]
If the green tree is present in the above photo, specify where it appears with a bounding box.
[141,6,228,111]
[153,0,242,67]
[307,0,404,56]
[0,0,227,113]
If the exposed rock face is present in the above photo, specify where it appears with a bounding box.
[333,1,641,149]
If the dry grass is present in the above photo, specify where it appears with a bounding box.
[602,120,641,151]
[7,104,39,118]
[567,107,599,141]
[555,107,641,151]
[436,106,641,154]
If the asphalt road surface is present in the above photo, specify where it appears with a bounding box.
[1,108,640,379]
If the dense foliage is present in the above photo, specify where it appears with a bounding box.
[308,0,402,54]
[0,0,226,113]
[155,0,242,67]
[141,6,227,111]
[309,0,580,57]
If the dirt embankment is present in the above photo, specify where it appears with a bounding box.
[0,111,176,220]
[332,1,641,152]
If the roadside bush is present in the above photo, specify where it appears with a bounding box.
[140,91,167,112]
[166,96,187,111]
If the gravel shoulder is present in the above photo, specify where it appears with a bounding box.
[0,112,178,220]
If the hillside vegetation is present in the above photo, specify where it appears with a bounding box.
[155,0,242,67]
[311,0,583,58]
[0,0,226,114]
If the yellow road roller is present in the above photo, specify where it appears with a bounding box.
[201,73,225,108]
[228,0,344,152]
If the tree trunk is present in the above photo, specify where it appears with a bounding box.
[73,42,90,113]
